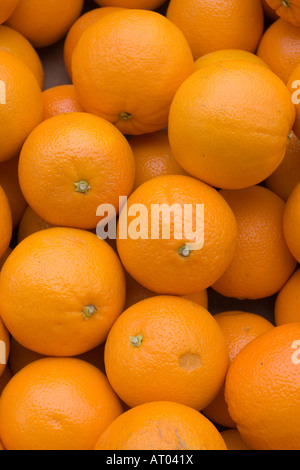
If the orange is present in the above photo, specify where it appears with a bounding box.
[18,206,54,243]
[0,156,27,228]
[265,0,300,25]
[220,429,253,451]
[225,323,300,450]
[166,0,264,59]
[94,401,227,450]
[283,182,300,262]
[0,51,43,162]
[42,85,84,121]
[0,317,9,378]
[203,311,274,428]
[64,7,124,79]
[287,64,300,139]
[117,175,238,295]
[0,227,126,356]
[212,186,297,300]
[0,0,19,24]
[125,272,208,310]
[94,0,166,8]
[104,295,229,410]
[194,50,269,71]
[0,25,43,88]
[18,113,135,230]
[0,186,12,259]
[168,60,295,190]
[0,357,123,450]
[257,18,300,84]
[275,268,300,325]
[5,0,84,48]
[72,9,194,135]
[130,130,187,191]
[9,336,105,375]
[265,131,300,201]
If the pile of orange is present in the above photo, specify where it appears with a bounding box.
[0,0,299,451]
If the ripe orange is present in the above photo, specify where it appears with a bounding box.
[0,317,9,378]
[5,0,84,48]
[64,7,124,79]
[0,51,43,162]
[0,357,123,450]
[265,0,300,25]
[0,186,12,259]
[42,85,84,121]
[117,175,238,295]
[194,49,269,71]
[225,323,300,450]
[265,131,300,201]
[18,206,53,243]
[283,182,300,262]
[166,0,264,59]
[125,272,208,310]
[0,156,27,229]
[130,130,187,190]
[0,0,19,24]
[105,295,229,410]
[287,64,300,139]
[220,429,253,451]
[0,25,43,88]
[0,227,126,356]
[9,336,106,375]
[203,311,274,428]
[72,9,194,135]
[257,18,300,84]
[94,401,227,450]
[168,60,295,190]
[212,186,297,300]
[18,113,135,230]
[275,268,300,325]
[94,0,166,8]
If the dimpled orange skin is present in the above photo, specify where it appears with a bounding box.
[125,272,208,310]
[0,186,12,260]
[257,19,300,84]
[64,7,124,79]
[117,175,238,295]
[265,0,300,26]
[194,50,270,71]
[168,60,295,190]
[212,186,297,300]
[166,0,264,59]
[18,112,135,230]
[203,311,274,428]
[5,0,84,48]
[0,228,126,357]
[0,0,19,24]
[265,131,300,202]
[105,296,229,411]
[275,268,300,325]
[0,51,43,163]
[225,323,300,450]
[42,85,84,121]
[0,25,43,88]
[283,182,300,263]
[0,317,10,378]
[94,0,165,9]
[72,9,195,135]
[17,206,53,243]
[0,156,27,229]
[95,401,227,451]
[0,358,123,450]
[130,130,188,191]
